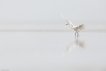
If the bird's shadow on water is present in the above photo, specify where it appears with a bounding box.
[62,34,85,57]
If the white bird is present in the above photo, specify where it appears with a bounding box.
[61,15,85,36]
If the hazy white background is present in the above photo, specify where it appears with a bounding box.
[0,0,106,24]
[0,0,106,71]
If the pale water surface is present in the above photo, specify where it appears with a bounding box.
[0,32,105,71]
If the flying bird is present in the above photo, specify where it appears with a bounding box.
[61,15,85,36]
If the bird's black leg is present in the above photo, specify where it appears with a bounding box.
[77,32,79,36]
[75,31,79,39]
[75,32,77,39]
[75,32,76,38]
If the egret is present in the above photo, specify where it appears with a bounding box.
[61,15,85,36]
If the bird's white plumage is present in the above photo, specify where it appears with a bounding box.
[61,15,85,33]
[61,15,74,28]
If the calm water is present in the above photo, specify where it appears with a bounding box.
[0,32,106,71]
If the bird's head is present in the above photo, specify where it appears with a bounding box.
[66,23,69,25]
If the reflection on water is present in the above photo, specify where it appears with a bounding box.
[62,34,85,57]
[75,34,85,48]
[0,32,106,71]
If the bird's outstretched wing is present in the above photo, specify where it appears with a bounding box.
[78,24,85,30]
[61,15,70,24]
[61,15,74,27]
